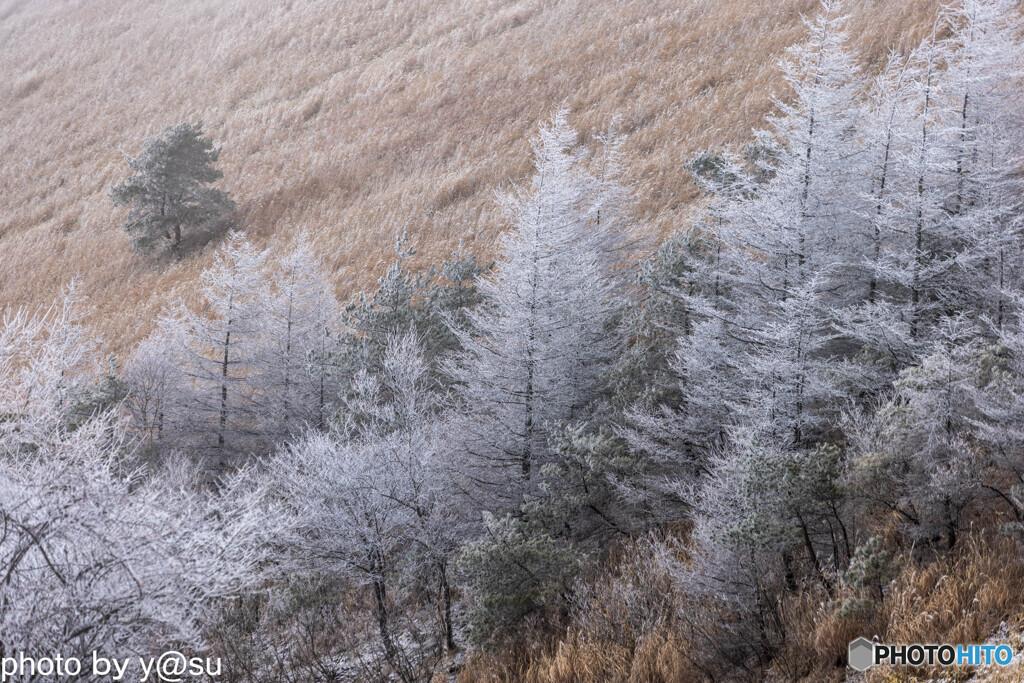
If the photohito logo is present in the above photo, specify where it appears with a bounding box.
[848,637,1014,671]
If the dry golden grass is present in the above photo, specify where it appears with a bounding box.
[456,531,701,683]
[764,534,1024,682]
[458,532,1024,682]
[0,0,945,355]
[884,537,1024,648]
[863,535,1024,683]
[457,625,697,682]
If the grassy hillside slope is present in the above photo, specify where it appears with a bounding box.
[0,0,940,354]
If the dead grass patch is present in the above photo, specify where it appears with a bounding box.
[458,530,1024,682]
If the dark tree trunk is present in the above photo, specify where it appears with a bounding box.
[373,567,410,683]
[782,551,797,592]
[797,513,832,594]
[218,327,231,459]
[439,563,455,653]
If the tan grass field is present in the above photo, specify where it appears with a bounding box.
[0,0,944,355]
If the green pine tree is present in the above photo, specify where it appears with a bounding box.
[111,122,234,254]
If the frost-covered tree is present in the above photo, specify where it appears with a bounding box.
[337,332,468,653]
[111,122,234,255]
[676,435,848,670]
[826,0,1023,399]
[846,318,983,549]
[970,310,1024,533]
[28,283,95,410]
[0,289,271,667]
[370,334,467,654]
[448,110,624,505]
[0,283,95,450]
[426,242,493,358]
[331,236,490,391]
[675,441,788,671]
[124,330,185,450]
[830,51,921,401]
[273,430,415,680]
[458,512,577,646]
[334,235,427,382]
[149,232,269,466]
[641,1,865,456]
[273,332,466,675]
[617,209,743,502]
[735,0,865,304]
[587,123,642,281]
[868,7,1023,344]
[253,234,341,439]
[726,1,864,442]
[940,0,1024,333]
[860,53,916,307]
[610,228,719,415]
[0,434,273,666]
[532,421,644,543]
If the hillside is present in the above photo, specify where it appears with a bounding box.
[4,2,1024,681]
[0,0,942,354]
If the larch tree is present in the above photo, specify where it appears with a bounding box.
[154,232,269,466]
[831,50,921,401]
[254,234,342,439]
[971,309,1024,532]
[447,110,624,506]
[941,0,1024,333]
[647,0,863,453]
[727,0,864,445]
[881,16,966,344]
[846,317,984,549]
[124,328,185,450]
[0,288,272,667]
